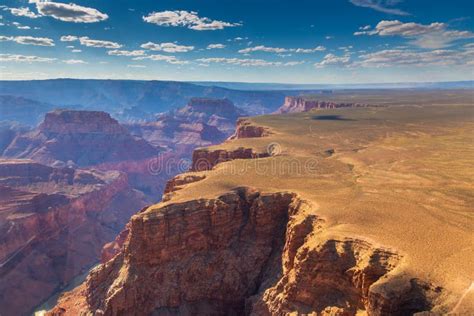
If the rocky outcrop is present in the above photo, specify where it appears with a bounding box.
[0,159,147,316]
[162,173,206,202]
[127,118,226,149]
[229,118,271,140]
[3,110,159,167]
[191,147,269,171]
[173,98,245,134]
[277,96,369,114]
[47,187,440,315]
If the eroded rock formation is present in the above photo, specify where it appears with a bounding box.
[191,147,269,171]
[3,110,159,166]
[229,118,271,140]
[0,159,147,315]
[277,96,369,114]
[47,187,440,315]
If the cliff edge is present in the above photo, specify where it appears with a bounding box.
[48,104,474,315]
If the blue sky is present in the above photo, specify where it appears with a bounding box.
[0,0,473,83]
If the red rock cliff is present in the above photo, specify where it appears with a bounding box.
[0,159,147,316]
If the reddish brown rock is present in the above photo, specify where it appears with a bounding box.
[47,188,440,316]
[229,118,271,140]
[277,96,369,114]
[191,147,269,171]
[3,110,159,166]
[0,159,147,316]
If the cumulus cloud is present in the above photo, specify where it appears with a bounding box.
[207,43,226,49]
[60,35,78,42]
[239,45,326,54]
[349,0,409,16]
[314,53,351,68]
[63,59,87,64]
[108,49,146,56]
[143,10,241,31]
[0,35,54,46]
[31,1,108,23]
[7,7,40,18]
[127,64,146,68]
[354,20,474,49]
[140,42,194,53]
[12,22,31,29]
[0,53,56,62]
[79,37,121,48]
[196,57,303,67]
[60,35,122,49]
[133,54,189,65]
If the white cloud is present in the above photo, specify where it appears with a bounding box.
[80,37,121,48]
[349,0,409,16]
[0,35,54,46]
[60,35,78,42]
[239,45,326,54]
[0,53,56,62]
[8,7,40,18]
[314,53,351,68]
[140,42,194,53]
[71,49,81,53]
[108,49,146,56]
[31,1,108,23]
[60,35,122,49]
[355,20,474,49]
[239,46,287,54]
[11,21,32,29]
[357,47,474,67]
[127,64,146,68]
[133,54,189,65]
[63,59,87,64]
[143,10,241,31]
[196,57,302,67]
[207,43,226,49]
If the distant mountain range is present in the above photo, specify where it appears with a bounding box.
[0,79,287,122]
[191,80,474,90]
[1,79,472,127]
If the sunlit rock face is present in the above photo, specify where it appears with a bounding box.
[277,96,368,113]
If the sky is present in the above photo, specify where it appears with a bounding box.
[0,0,473,83]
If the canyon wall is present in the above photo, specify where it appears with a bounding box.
[0,159,147,315]
[47,118,446,316]
[277,96,370,113]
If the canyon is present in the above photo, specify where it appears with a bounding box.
[47,102,474,315]
[0,159,147,316]
[0,98,244,315]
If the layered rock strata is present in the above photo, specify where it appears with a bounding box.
[0,159,147,315]
[277,96,369,113]
[48,187,440,315]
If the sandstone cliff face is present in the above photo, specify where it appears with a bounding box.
[0,159,147,316]
[277,96,369,114]
[3,110,159,167]
[48,187,439,316]
[191,147,269,171]
[229,118,271,140]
